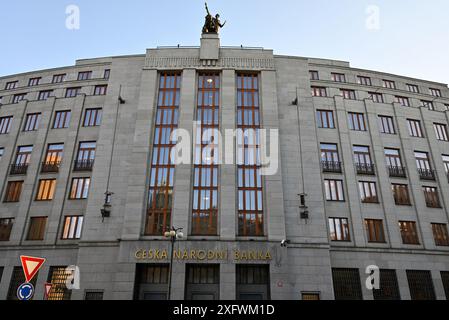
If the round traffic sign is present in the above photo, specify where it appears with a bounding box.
[17,283,34,301]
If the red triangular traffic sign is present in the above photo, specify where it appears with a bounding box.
[20,256,46,283]
[44,283,52,300]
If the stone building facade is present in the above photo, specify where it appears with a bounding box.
[0,33,449,300]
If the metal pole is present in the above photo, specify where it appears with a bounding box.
[167,231,175,300]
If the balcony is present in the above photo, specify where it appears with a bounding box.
[418,168,436,181]
[356,163,375,175]
[73,159,95,172]
[41,161,61,173]
[321,161,342,173]
[9,164,29,175]
[388,166,407,178]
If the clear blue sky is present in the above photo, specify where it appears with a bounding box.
[1,0,448,84]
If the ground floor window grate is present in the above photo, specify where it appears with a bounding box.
[47,266,72,300]
[186,264,219,284]
[441,271,449,300]
[406,270,436,300]
[373,269,401,300]
[85,290,104,300]
[332,268,363,300]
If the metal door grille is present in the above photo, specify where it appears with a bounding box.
[236,265,269,285]
[441,271,449,300]
[332,268,363,300]
[47,267,72,300]
[373,269,401,300]
[406,270,436,300]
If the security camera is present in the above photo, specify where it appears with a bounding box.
[281,239,291,248]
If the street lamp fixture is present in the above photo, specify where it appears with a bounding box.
[165,226,183,300]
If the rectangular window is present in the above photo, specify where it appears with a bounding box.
[434,123,449,141]
[62,216,84,240]
[340,89,356,100]
[52,74,66,83]
[104,69,111,80]
[69,178,90,199]
[4,181,23,202]
[392,184,411,205]
[78,71,92,81]
[146,72,181,236]
[332,268,363,300]
[7,267,38,300]
[353,146,375,175]
[47,267,73,300]
[28,77,41,87]
[93,85,107,96]
[23,113,41,132]
[385,149,406,177]
[75,142,96,171]
[311,86,327,97]
[329,218,350,241]
[407,270,436,300]
[5,81,18,90]
[36,179,56,201]
[443,155,449,176]
[0,116,13,134]
[383,80,396,89]
[399,221,420,245]
[38,90,53,101]
[14,145,33,166]
[421,100,434,110]
[395,96,410,107]
[309,70,319,80]
[359,181,379,203]
[378,115,396,134]
[83,108,102,127]
[53,110,71,129]
[348,112,366,131]
[432,223,449,246]
[316,110,335,129]
[12,94,26,104]
[331,73,346,83]
[321,143,341,172]
[0,218,14,241]
[407,119,424,137]
[237,73,264,237]
[415,151,435,180]
[369,92,384,103]
[365,219,385,243]
[445,104,449,111]
[44,143,64,167]
[429,88,442,97]
[192,74,220,236]
[357,76,372,86]
[26,217,47,241]
[373,270,401,300]
[423,186,441,208]
[441,272,449,300]
[65,87,81,98]
[407,84,419,93]
[324,179,345,201]
[0,147,4,161]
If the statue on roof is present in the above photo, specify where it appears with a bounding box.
[202,2,226,34]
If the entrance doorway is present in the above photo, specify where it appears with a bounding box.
[185,264,220,300]
[134,264,169,300]
[236,265,270,300]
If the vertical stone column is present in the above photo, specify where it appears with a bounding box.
[220,69,236,240]
[220,262,236,300]
[261,70,286,241]
[121,69,158,240]
[172,69,196,233]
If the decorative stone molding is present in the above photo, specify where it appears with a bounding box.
[145,56,275,70]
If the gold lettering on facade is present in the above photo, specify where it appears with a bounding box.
[135,249,271,261]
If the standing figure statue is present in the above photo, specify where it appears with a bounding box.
[202,2,226,34]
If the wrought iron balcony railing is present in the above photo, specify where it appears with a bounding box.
[321,161,342,173]
[73,159,95,172]
[41,161,61,173]
[356,163,375,175]
[418,168,436,181]
[9,163,29,175]
[388,165,407,178]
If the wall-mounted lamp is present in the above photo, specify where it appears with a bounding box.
[101,191,114,220]
[299,193,309,220]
